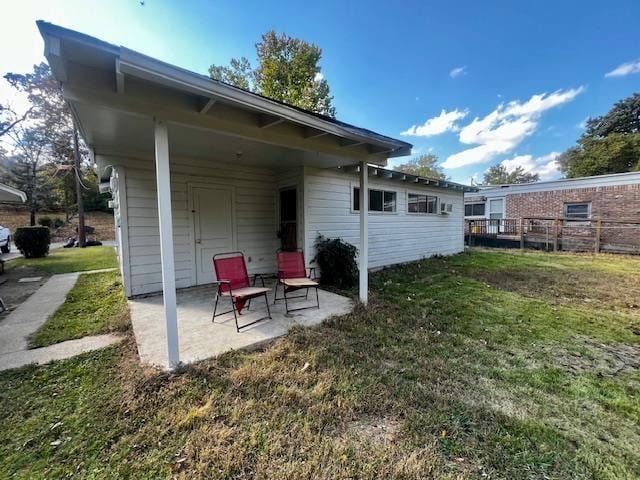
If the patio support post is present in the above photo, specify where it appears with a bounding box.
[154,120,180,369]
[358,161,368,304]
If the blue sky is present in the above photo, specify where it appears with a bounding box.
[2,0,639,183]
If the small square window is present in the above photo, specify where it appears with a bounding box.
[465,203,485,216]
[565,202,590,219]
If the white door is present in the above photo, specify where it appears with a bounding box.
[192,186,234,284]
[488,198,504,233]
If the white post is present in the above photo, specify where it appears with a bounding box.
[154,120,180,369]
[359,161,368,304]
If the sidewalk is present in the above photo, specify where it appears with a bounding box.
[0,269,122,372]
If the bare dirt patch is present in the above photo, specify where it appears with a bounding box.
[554,337,640,376]
[347,415,402,445]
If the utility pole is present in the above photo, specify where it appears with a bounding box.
[73,123,86,248]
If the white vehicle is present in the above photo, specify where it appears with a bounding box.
[0,225,11,253]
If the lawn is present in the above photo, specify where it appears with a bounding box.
[9,246,118,274]
[29,270,129,348]
[0,249,638,479]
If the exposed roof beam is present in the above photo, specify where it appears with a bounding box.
[199,97,217,114]
[115,58,125,94]
[303,127,329,139]
[340,138,365,148]
[258,113,285,128]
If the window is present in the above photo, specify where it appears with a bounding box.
[489,198,504,220]
[464,203,485,216]
[353,187,396,212]
[408,193,438,213]
[565,202,591,219]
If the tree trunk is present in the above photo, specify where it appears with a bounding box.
[73,124,86,247]
[30,162,37,226]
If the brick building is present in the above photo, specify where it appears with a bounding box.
[464,171,640,253]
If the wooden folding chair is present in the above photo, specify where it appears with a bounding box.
[212,252,271,332]
[274,249,319,314]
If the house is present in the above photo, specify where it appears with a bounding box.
[38,21,475,367]
[464,171,640,252]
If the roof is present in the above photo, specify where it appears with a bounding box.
[0,183,27,203]
[36,21,412,160]
[466,170,640,198]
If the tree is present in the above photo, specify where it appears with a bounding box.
[483,164,539,185]
[558,133,640,178]
[583,93,640,139]
[209,30,336,117]
[558,93,640,178]
[394,153,447,179]
[1,63,94,237]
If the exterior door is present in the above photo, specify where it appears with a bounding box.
[192,186,234,284]
[279,188,297,250]
[488,198,504,233]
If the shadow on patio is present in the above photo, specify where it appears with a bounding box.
[128,281,353,369]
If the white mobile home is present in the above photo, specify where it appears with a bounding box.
[39,22,474,367]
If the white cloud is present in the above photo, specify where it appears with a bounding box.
[499,151,562,181]
[442,87,583,169]
[401,108,468,137]
[605,59,640,78]
[449,66,467,78]
[314,72,324,82]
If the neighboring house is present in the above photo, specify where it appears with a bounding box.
[38,22,475,366]
[464,171,640,222]
[464,171,640,252]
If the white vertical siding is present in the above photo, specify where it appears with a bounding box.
[304,167,464,269]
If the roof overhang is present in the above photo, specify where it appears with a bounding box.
[338,164,478,193]
[37,21,412,170]
[0,183,27,203]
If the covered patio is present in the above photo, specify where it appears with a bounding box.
[129,282,352,368]
[39,21,411,369]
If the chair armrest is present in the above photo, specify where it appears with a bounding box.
[307,267,317,280]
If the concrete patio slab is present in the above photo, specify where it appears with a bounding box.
[129,283,353,369]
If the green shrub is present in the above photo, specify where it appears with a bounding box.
[53,217,65,229]
[14,226,51,258]
[38,216,53,228]
[313,235,358,289]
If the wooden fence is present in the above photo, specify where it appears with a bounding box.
[466,217,640,254]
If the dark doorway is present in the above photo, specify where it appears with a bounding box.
[279,188,297,250]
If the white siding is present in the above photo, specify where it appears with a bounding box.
[107,155,281,296]
[304,167,464,269]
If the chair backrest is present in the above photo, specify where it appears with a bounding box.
[277,249,307,279]
[213,252,250,293]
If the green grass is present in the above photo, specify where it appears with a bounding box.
[29,270,129,348]
[9,246,118,274]
[1,249,639,479]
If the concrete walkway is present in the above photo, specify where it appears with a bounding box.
[0,270,123,372]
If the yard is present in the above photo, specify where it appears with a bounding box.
[0,249,638,479]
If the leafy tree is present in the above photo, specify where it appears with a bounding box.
[483,164,539,185]
[209,30,336,117]
[558,133,640,178]
[583,93,640,138]
[558,93,640,178]
[394,153,447,179]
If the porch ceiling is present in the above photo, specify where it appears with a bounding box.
[38,21,412,170]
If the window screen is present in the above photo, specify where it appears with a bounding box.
[565,202,590,219]
[353,188,396,212]
[464,203,485,216]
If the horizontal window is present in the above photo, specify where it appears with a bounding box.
[465,203,485,216]
[565,202,590,219]
[408,193,438,214]
[353,187,396,212]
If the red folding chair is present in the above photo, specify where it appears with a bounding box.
[274,249,319,314]
[212,252,271,332]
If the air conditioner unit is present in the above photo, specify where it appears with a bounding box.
[440,203,453,214]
